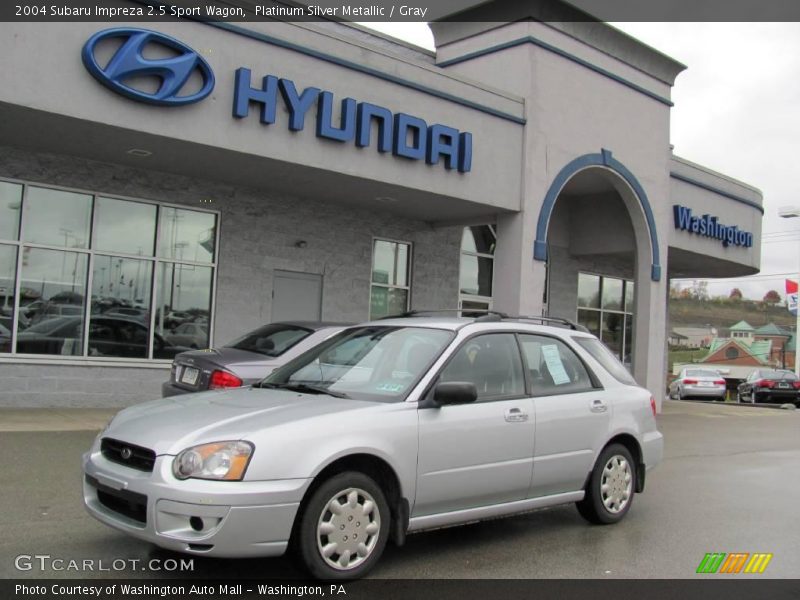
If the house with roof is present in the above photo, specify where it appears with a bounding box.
[670,326,716,348]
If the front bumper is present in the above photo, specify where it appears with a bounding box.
[83,449,311,558]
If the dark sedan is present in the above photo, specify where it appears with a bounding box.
[737,368,800,404]
[161,321,349,397]
[15,315,188,359]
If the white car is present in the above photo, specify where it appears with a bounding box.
[84,314,663,579]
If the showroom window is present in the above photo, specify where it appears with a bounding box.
[577,273,634,363]
[459,225,495,315]
[0,179,217,361]
[369,239,411,319]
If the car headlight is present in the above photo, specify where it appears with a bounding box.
[172,441,254,481]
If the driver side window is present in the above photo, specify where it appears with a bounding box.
[438,333,525,401]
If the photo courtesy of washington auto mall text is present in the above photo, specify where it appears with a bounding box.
[2,0,800,599]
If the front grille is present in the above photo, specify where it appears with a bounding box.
[101,438,156,472]
[86,475,147,524]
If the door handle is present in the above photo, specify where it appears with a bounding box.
[504,407,529,422]
[590,399,608,413]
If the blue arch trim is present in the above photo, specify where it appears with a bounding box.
[533,149,662,282]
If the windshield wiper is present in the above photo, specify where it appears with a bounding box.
[258,382,350,398]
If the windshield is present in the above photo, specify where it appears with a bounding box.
[227,323,313,356]
[261,326,454,402]
[761,370,797,380]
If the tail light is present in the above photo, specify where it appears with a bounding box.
[714,379,726,386]
[756,379,775,389]
[209,370,243,390]
[650,396,657,417]
[792,381,800,390]
[683,378,698,385]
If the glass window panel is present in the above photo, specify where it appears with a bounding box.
[602,277,624,311]
[89,256,153,358]
[0,245,17,352]
[155,262,212,357]
[371,240,409,286]
[94,197,157,256]
[460,299,490,317]
[577,273,600,308]
[519,334,594,394]
[601,312,624,359]
[158,207,216,264]
[0,181,22,241]
[459,254,493,296]
[23,187,92,249]
[439,333,525,400]
[16,248,87,355]
[624,280,635,313]
[624,314,633,369]
[577,309,600,338]
[461,225,496,255]
[369,286,408,319]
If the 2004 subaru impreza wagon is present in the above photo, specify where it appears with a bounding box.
[83,314,663,579]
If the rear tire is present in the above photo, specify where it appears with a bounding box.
[294,471,390,580]
[577,444,636,525]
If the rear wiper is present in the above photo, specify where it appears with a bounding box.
[259,382,350,398]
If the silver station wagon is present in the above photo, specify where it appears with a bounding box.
[83,314,663,579]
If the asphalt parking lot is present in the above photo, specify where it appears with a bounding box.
[1,400,798,579]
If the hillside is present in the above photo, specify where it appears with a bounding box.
[669,297,796,331]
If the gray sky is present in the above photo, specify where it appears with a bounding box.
[362,22,800,303]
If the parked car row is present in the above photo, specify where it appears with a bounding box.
[669,366,800,405]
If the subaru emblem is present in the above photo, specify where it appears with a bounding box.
[81,28,215,106]
[120,447,133,460]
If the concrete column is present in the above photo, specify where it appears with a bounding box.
[493,211,546,316]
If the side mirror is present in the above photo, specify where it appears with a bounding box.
[432,381,478,406]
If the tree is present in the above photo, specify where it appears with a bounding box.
[763,290,781,306]
[729,288,743,301]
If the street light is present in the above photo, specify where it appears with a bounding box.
[779,206,800,377]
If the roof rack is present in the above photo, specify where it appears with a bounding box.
[501,315,588,332]
[376,309,587,331]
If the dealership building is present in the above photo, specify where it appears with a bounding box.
[0,1,763,408]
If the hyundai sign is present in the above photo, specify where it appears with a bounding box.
[81,28,473,173]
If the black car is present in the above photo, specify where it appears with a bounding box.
[15,315,187,359]
[162,321,349,397]
[737,369,800,404]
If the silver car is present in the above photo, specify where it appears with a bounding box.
[162,321,349,397]
[668,367,726,401]
[83,316,663,580]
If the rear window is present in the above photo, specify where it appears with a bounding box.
[685,369,721,378]
[574,337,636,385]
[226,324,312,357]
[761,370,797,380]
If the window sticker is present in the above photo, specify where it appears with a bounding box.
[376,382,405,393]
[541,344,571,385]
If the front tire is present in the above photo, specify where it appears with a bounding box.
[295,471,390,580]
[577,444,636,525]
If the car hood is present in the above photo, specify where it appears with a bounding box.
[175,347,280,369]
[103,387,376,455]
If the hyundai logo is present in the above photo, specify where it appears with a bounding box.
[120,447,133,460]
[81,28,215,106]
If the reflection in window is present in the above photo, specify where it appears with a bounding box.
[370,240,411,319]
[16,248,88,355]
[158,207,216,264]
[0,181,22,242]
[577,273,634,364]
[459,225,496,315]
[23,187,92,249]
[94,197,157,256]
[439,333,525,400]
[155,262,212,350]
[1,178,218,360]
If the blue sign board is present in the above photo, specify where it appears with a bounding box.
[82,28,473,172]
